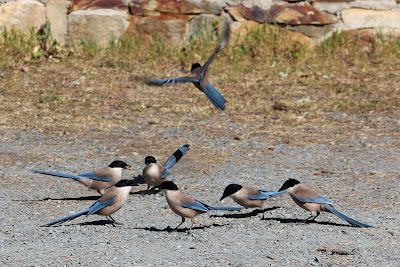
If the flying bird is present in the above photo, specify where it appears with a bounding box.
[32,160,132,195]
[42,179,137,227]
[276,179,373,228]
[220,184,286,218]
[159,181,243,229]
[143,144,189,191]
[147,24,231,110]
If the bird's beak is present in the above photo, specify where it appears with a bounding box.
[220,195,227,201]
[125,165,132,170]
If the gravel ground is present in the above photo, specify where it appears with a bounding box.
[0,112,399,266]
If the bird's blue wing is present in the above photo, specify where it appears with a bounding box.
[200,53,217,80]
[42,209,89,227]
[324,205,373,228]
[181,200,210,212]
[294,194,337,205]
[77,171,112,182]
[202,82,226,110]
[200,25,230,80]
[148,77,200,85]
[208,206,244,211]
[87,198,115,216]
[32,169,83,180]
[163,144,190,170]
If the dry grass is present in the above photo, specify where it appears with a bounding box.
[0,25,399,162]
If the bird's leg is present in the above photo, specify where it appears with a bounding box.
[185,219,194,235]
[305,211,320,223]
[108,215,123,226]
[150,186,159,194]
[175,217,185,230]
[141,185,151,196]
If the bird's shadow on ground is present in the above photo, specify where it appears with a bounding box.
[39,196,100,201]
[40,219,116,228]
[210,206,281,219]
[14,196,101,202]
[79,219,118,226]
[134,223,226,233]
[262,217,352,227]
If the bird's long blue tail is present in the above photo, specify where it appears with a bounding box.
[163,144,190,170]
[324,205,372,228]
[202,83,226,110]
[42,209,89,227]
[32,170,112,181]
[193,199,243,211]
[32,170,83,180]
[248,190,287,200]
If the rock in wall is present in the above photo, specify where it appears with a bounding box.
[1,0,400,47]
[0,0,46,33]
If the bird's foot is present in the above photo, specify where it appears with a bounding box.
[108,215,123,226]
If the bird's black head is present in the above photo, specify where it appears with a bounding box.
[115,179,136,187]
[191,63,201,72]
[145,156,156,165]
[278,179,300,191]
[220,184,242,201]
[159,181,179,191]
[109,160,132,169]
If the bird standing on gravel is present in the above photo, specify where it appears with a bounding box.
[32,160,132,195]
[143,144,190,191]
[276,179,372,228]
[147,24,231,110]
[220,183,285,218]
[42,179,137,227]
[159,181,243,229]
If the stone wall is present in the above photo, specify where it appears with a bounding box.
[1,0,400,47]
